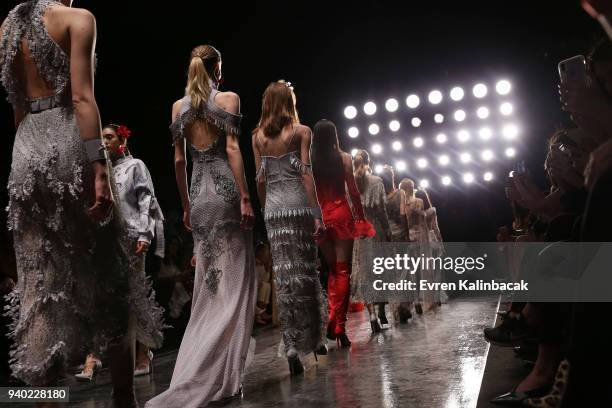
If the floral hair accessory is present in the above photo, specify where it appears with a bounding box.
[117,124,132,139]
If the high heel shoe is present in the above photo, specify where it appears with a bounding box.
[490,385,551,406]
[74,355,102,383]
[134,350,154,377]
[287,348,304,376]
[370,319,382,333]
[336,332,352,347]
[523,359,570,408]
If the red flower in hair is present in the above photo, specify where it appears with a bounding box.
[117,125,132,139]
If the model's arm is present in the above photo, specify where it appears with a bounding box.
[132,161,156,244]
[224,93,254,229]
[252,133,266,209]
[69,9,111,220]
[343,153,365,220]
[172,101,191,231]
[0,19,24,128]
[299,126,320,209]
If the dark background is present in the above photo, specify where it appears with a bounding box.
[0,0,604,242]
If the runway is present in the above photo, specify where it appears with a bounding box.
[11,297,497,407]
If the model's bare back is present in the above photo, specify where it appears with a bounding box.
[1,4,76,100]
[173,90,240,150]
[256,123,305,157]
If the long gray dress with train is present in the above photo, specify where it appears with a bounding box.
[256,139,326,355]
[146,91,256,407]
[0,0,164,385]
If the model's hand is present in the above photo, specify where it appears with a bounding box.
[135,241,149,255]
[183,209,192,231]
[240,197,254,230]
[88,162,113,221]
[313,218,325,239]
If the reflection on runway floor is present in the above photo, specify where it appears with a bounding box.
[27,298,497,408]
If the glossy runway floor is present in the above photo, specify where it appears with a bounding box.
[14,297,497,407]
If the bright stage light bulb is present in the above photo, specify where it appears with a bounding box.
[364,101,377,115]
[481,149,494,162]
[460,152,472,163]
[395,160,407,171]
[344,105,357,119]
[436,133,447,144]
[454,109,466,122]
[385,98,399,112]
[419,179,430,189]
[477,106,490,119]
[417,158,428,169]
[438,154,450,166]
[351,148,359,157]
[450,86,464,101]
[406,94,420,109]
[348,127,359,138]
[483,172,494,182]
[505,147,516,158]
[392,141,402,151]
[411,117,422,128]
[500,102,513,116]
[375,164,384,174]
[463,173,475,183]
[434,113,444,124]
[413,137,424,148]
[479,127,492,141]
[458,130,470,143]
[473,83,488,98]
[441,176,452,186]
[368,123,380,135]
[496,80,511,95]
[502,124,518,140]
[372,144,383,154]
[389,120,401,132]
[428,90,443,105]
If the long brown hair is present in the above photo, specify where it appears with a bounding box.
[380,165,396,195]
[353,149,371,195]
[255,80,299,138]
[185,45,221,109]
[311,119,344,192]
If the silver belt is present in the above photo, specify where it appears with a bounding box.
[28,95,62,113]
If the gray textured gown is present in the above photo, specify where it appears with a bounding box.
[256,133,326,355]
[146,91,256,407]
[0,0,163,385]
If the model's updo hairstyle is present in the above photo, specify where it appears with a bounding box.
[186,45,221,109]
[353,149,371,195]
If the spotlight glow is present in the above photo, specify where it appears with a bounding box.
[413,137,424,148]
[417,158,428,169]
[500,102,513,115]
[406,94,420,109]
[348,127,359,138]
[479,127,492,141]
[441,175,452,186]
[483,171,494,182]
[368,123,380,135]
[477,106,490,119]
[395,160,407,171]
[457,130,471,143]
[428,90,443,104]
[385,98,399,112]
[481,149,494,162]
[463,173,475,184]
[496,80,512,95]
[351,148,359,157]
[411,117,422,128]
[473,83,488,98]
[505,147,516,158]
[460,152,472,163]
[419,179,430,189]
[502,124,519,140]
[436,133,448,144]
[344,105,357,119]
[438,154,450,166]
[454,109,466,122]
[392,141,403,151]
[434,113,444,124]
[375,164,384,174]
[450,86,465,101]
[389,120,401,132]
[372,143,382,154]
[364,101,377,115]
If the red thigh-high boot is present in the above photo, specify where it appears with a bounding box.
[334,262,352,347]
[327,264,338,340]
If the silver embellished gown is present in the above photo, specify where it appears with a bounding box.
[0,0,163,385]
[147,92,256,407]
[256,148,326,354]
[352,173,391,302]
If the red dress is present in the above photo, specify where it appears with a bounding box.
[317,187,375,243]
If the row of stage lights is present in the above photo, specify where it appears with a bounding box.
[343,80,512,120]
[347,103,514,138]
[367,172,498,189]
